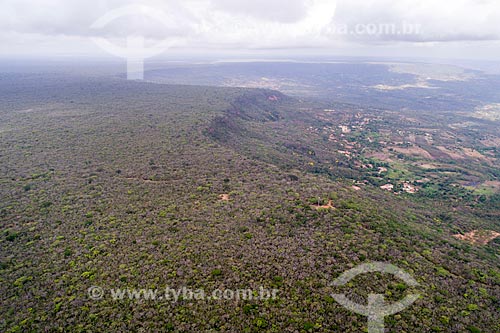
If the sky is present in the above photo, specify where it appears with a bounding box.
[1,0,500,61]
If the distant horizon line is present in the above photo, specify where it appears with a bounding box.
[1,54,500,64]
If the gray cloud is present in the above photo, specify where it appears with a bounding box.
[209,0,308,23]
[330,0,500,43]
[1,0,500,57]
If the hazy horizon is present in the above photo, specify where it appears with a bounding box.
[2,0,500,61]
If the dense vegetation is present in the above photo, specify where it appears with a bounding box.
[1,73,498,332]
[146,61,500,112]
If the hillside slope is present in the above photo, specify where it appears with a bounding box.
[0,75,498,332]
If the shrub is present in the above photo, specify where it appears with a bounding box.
[211,269,222,277]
